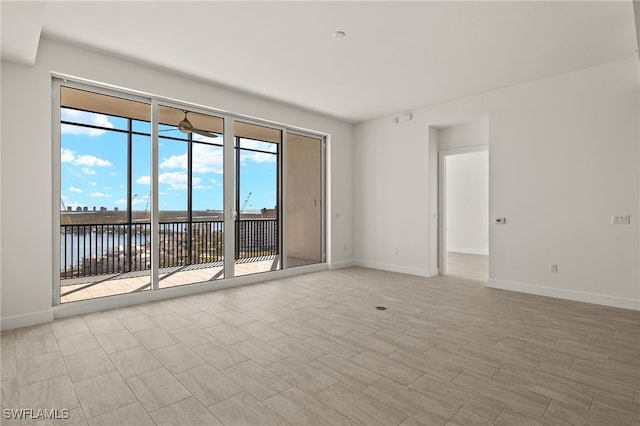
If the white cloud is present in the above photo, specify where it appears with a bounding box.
[159,154,186,170]
[159,172,188,190]
[239,140,277,164]
[61,148,75,163]
[68,186,82,193]
[194,144,224,173]
[61,148,112,175]
[61,109,114,136]
[160,144,223,174]
[137,176,151,185]
[154,172,203,190]
[89,181,97,186]
[90,192,111,198]
[241,151,277,163]
[193,183,213,190]
[115,198,127,205]
[74,155,112,167]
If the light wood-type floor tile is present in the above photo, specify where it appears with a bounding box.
[107,346,162,378]
[151,343,206,374]
[191,340,248,370]
[2,266,638,426]
[74,371,136,418]
[316,381,407,426]
[263,386,352,426]
[87,402,154,426]
[221,360,291,401]
[148,396,222,426]
[174,363,242,406]
[125,368,191,412]
[208,391,289,426]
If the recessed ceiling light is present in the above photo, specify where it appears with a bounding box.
[332,31,346,39]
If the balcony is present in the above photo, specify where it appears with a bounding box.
[60,219,279,303]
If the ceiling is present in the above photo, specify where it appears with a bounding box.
[2,1,638,123]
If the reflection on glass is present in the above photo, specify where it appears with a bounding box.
[285,134,323,267]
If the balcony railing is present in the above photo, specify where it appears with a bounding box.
[60,219,278,280]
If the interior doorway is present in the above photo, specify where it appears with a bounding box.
[438,147,489,281]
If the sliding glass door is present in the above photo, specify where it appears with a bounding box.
[56,78,325,305]
[156,104,225,288]
[58,85,152,302]
[233,121,282,277]
[285,133,324,267]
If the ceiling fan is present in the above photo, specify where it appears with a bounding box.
[162,111,218,138]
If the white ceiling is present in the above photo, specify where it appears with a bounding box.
[2,1,638,123]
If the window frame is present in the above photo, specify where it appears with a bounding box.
[53,76,327,308]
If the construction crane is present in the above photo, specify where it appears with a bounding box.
[144,193,151,219]
[241,192,252,211]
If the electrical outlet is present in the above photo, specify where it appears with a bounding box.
[550,264,558,273]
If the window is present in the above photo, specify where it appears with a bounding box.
[55,79,325,305]
[59,86,152,302]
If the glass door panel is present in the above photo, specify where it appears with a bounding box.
[233,121,281,276]
[59,85,152,303]
[285,133,323,267]
[157,105,225,287]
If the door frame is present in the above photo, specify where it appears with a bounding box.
[53,75,328,309]
[438,145,488,275]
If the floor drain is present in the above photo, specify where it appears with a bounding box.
[375,306,387,311]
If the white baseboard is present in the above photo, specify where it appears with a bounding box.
[329,260,355,270]
[426,268,440,277]
[487,278,640,311]
[354,260,432,277]
[1,309,54,331]
[447,247,489,255]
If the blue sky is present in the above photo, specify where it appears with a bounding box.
[61,109,277,213]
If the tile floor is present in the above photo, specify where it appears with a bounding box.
[446,252,488,282]
[2,267,639,425]
[60,258,280,304]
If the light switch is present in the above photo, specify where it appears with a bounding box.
[611,215,631,225]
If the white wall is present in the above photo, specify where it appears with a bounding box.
[446,151,489,255]
[0,38,355,329]
[438,117,489,151]
[355,56,640,310]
